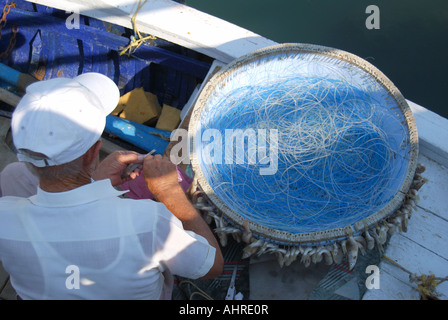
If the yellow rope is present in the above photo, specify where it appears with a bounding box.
[119,0,156,56]
[383,255,448,300]
[410,274,448,300]
[178,280,214,300]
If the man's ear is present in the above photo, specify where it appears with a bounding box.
[83,140,102,166]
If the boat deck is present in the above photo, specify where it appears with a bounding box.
[363,152,448,300]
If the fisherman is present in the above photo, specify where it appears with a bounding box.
[0,73,223,300]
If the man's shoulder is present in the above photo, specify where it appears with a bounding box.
[115,196,160,209]
[0,195,30,208]
[0,197,30,239]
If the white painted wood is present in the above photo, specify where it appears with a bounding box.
[363,233,448,300]
[362,155,448,300]
[26,0,276,63]
[408,100,448,166]
[415,154,448,220]
[363,153,448,300]
[386,233,448,298]
[406,207,448,260]
[362,266,420,300]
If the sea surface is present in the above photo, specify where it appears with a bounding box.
[188,0,448,119]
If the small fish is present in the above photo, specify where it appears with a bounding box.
[347,237,359,270]
[121,149,155,178]
[241,220,252,244]
[365,229,375,250]
[332,244,343,264]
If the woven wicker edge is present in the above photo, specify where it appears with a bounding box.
[188,43,419,245]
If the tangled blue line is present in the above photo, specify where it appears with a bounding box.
[198,77,407,234]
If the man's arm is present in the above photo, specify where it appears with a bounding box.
[143,155,224,279]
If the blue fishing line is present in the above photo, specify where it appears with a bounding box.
[197,76,409,234]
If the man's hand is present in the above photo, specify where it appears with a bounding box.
[92,150,143,186]
[142,154,182,199]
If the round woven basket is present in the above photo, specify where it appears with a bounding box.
[188,43,422,268]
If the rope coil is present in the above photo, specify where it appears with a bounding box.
[119,0,156,57]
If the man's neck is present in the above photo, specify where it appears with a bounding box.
[39,173,92,193]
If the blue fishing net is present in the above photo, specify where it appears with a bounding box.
[193,49,412,236]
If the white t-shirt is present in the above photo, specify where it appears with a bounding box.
[0,179,215,300]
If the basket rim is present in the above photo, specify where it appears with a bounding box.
[188,43,419,244]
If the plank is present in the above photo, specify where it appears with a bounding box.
[363,234,448,300]
[362,266,420,300]
[408,100,448,166]
[363,153,448,300]
[404,207,448,260]
[386,234,448,283]
[415,154,448,220]
[0,87,20,107]
[26,0,276,63]
[384,234,448,299]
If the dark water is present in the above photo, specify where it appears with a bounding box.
[188,0,448,119]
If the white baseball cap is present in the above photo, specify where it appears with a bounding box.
[11,73,120,167]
